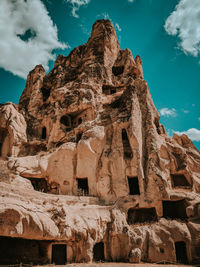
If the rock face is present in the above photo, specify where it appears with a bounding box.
[0,20,200,265]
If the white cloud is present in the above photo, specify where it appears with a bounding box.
[182,109,189,114]
[115,23,122,32]
[159,108,177,117]
[0,0,67,79]
[66,0,90,18]
[101,13,110,20]
[173,128,200,142]
[198,117,200,121]
[164,0,200,56]
[128,0,134,2]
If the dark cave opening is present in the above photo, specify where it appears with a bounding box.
[122,129,133,159]
[51,244,67,265]
[0,236,49,265]
[162,200,188,221]
[171,174,191,188]
[175,241,188,264]
[29,178,48,193]
[77,178,89,196]
[42,126,46,140]
[127,207,157,224]
[154,118,161,135]
[78,117,82,125]
[76,132,83,143]
[93,242,104,262]
[41,87,50,102]
[128,176,140,195]
[60,115,71,127]
[112,66,124,76]
[0,128,8,156]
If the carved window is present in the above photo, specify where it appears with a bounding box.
[175,242,188,264]
[93,242,104,262]
[171,174,191,188]
[128,177,140,195]
[42,127,46,139]
[127,208,157,224]
[41,87,50,102]
[112,66,124,76]
[122,129,133,159]
[162,200,188,221]
[51,244,67,265]
[77,178,89,196]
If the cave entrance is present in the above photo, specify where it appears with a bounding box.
[127,208,157,224]
[122,129,132,159]
[128,176,140,195]
[171,174,191,188]
[51,244,67,265]
[93,242,104,262]
[29,178,48,193]
[77,178,89,196]
[78,117,82,125]
[162,200,188,221]
[42,127,46,140]
[76,132,83,143]
[112,66,124,76]
[0,236,49,264]
[60,115,72,131]
[175,241,188,264]
[41,87,50,102]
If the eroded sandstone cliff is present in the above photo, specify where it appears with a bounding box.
[0,20,200,265]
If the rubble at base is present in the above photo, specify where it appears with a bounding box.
[0,20,200,265]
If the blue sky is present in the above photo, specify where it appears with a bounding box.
[0,0,200,150]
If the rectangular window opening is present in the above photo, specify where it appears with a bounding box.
[128,176,140,195]
[77,178,89,196]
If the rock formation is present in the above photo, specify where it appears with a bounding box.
[0,19,200,265]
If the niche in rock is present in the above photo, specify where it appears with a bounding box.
[154,118,161,135]
[112,66,124,76]
[41,87,50,102]
[162,200,188,221]
[122,129,133,159]
[78,117,82,125]
[0,128,9,157]
[128,176,140,195]
[76,132,83,143]
[60,115,72,131]
[127,207,157,224]
[42,126,46,140]
[175,241,188,264]
[77,178,89,196]
[171,174,191,188]
[0,236,49,265]
[93,242,104,262]
[29,178,48,193]
[51,244,67,265]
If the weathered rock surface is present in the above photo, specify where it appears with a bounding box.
[0,19,200,265]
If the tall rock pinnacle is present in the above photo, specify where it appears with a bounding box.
[0,20,200,265]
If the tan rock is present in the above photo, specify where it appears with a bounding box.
[0,103,27,157]
[0,19,200,265]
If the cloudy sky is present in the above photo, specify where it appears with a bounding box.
[0,0,200,150]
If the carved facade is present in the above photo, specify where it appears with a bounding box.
[0,20,200,265]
